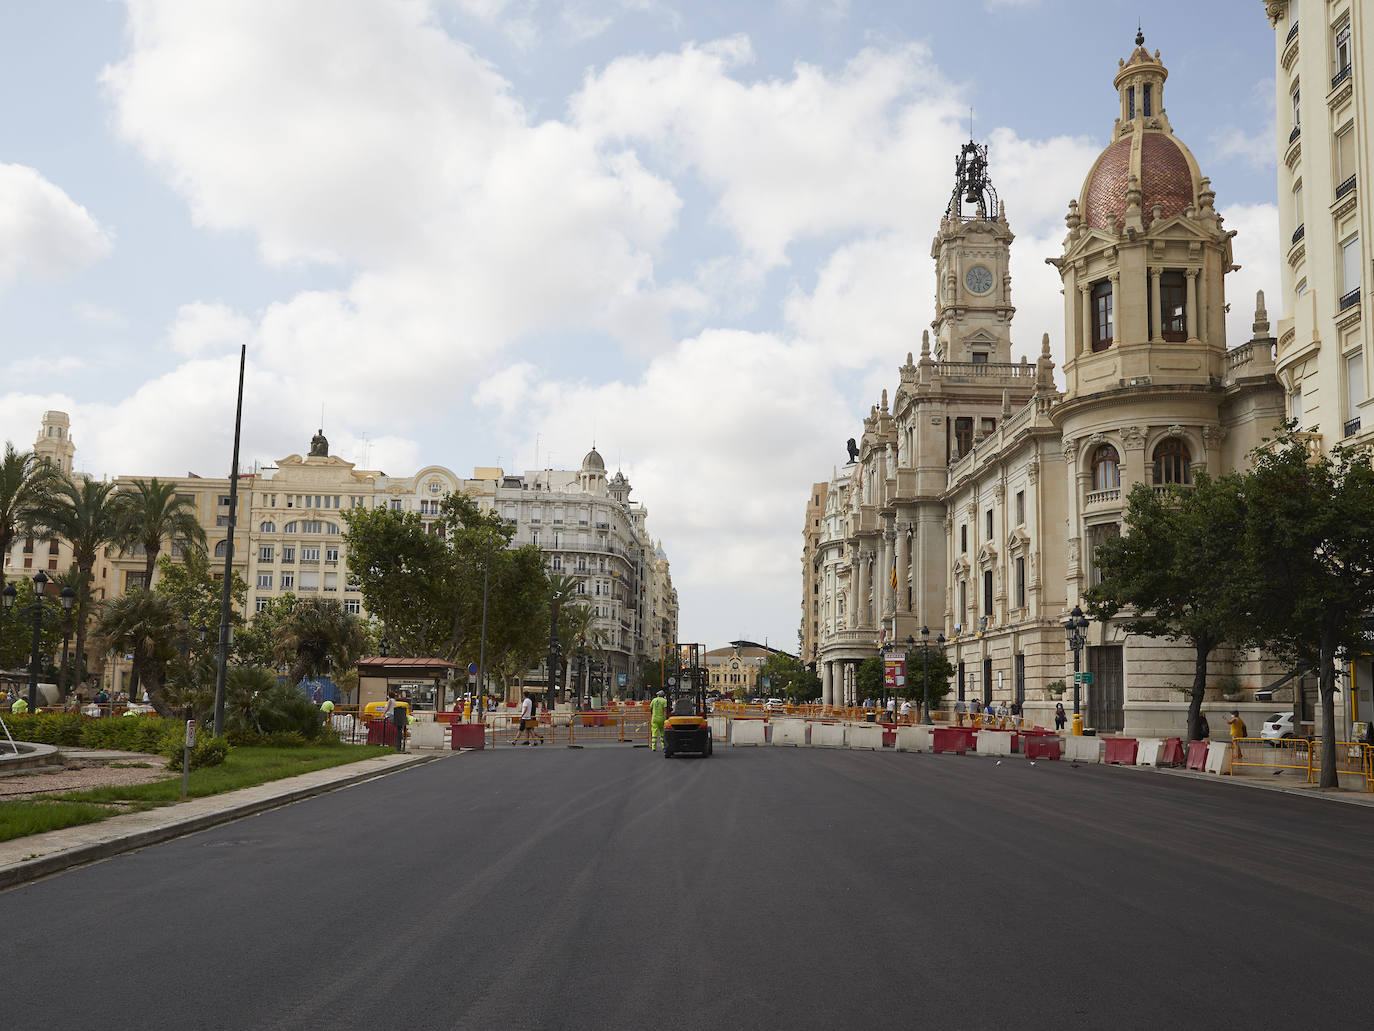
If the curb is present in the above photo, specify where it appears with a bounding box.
[0,751,446,892]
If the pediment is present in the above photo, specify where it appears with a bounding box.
[1006,528,1031,550]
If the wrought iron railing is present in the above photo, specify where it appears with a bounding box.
[1286,20,1299,43]
[1332,64,1352,89]
[1336,174,1357,199]
[1345,417,1361,438]
[1340,287,1361,311]
[1289,124,1301,144]
[1291,223,1305,245]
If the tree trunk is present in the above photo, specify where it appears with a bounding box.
[1319,631,1339,789]
[143,543,159,588]
[72,564,93,697]
[1188,641,1210,741]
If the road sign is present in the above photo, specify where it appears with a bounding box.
[468,662,478,675]
[1075,672,1094,684]
[668,676,677,686]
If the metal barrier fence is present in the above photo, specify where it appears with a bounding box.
[1230,736,1315,782]
[485,709,650,747]
[1316,739,1374,791]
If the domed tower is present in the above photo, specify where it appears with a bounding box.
[578,447,607,495]
[1052,30,1230,398]
[34,411,76,474]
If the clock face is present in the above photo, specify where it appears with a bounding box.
[964,265,994,294]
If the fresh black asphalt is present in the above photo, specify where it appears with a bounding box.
[5,745,1372,1030]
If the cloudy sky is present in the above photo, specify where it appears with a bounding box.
[0,1,1279,651]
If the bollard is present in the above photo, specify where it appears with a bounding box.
[181,717,195,799]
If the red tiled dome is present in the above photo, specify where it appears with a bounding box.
[1081,131,1196,231]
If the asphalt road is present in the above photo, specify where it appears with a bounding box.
[5,745,1373,1030]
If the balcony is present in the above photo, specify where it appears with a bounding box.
[1345,417,1362,438]
[1285,20,1298,44]
[1291,223,1305,245]
[1332,64,1351,90]
[1085,488,1121,507]
[1340,288,1360,311]
[1289,124,1301,144]
[1336,174,1356,199]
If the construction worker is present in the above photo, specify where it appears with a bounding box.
[650,690,667,751]
[11,695,28,715]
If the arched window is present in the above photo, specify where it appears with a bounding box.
[1153,438,1192,485]
[214,540,229,557]
[1160,272,1187,341]
[259,521,276,533]
[1091,281,1113,352]
[283,522,297,534]
[1091,445,1121,491]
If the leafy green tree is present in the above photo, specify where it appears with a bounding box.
[273,597,369,685]
[855,656,884,702]
[1242,430,1374,788]
[153,550,248,654]
[340,506,455,656]
[41,474,127,689]
[94,590,181,713]
[234,593,297,669]
[0,443,63,590]
[1085,472,1252,741]
[758,652,821,703]
[0,577,63,672]
[117,477,207,587]
[220,665,327,740]
[903,644,955,717]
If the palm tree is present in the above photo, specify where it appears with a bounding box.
[94,590,180,713]
[118,477,206,587]
[42,474,127,692]
[273,597,369,686]
[0,442,62,589]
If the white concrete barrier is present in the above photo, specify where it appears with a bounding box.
[1135,737,1165,767]
[977,730,1014,757]
[409,722,447,749]
[895,725,933,753]
[810,722,846,748]
[771,718,808,747]
[1063,736,1104,763]
[708,715,730,741]
[1204,741,1232,774]
[847,724,884,751]
[731,720,767,746]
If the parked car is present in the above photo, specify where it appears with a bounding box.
[1260,712,1296,744]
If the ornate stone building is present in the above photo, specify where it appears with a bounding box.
[811,33,1287,734]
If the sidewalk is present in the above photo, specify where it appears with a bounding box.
[0,749,446,891]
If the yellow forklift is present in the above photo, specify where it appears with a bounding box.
[663,642,713,758]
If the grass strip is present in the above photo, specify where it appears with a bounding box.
[0,744,395,843]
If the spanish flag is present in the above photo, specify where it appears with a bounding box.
[890,555,898,592]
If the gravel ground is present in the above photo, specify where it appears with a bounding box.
[0,757,172,800]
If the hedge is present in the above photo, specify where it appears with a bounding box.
[1,713,179,754]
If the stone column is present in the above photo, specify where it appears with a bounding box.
[1149,266,1163,342]
[879,533,895,620]
[896,524,912,614]
[1079,284,1092,355]
[1109,273,1121,346]
[858,548,873,627]
[847,556,860,626]
[1186,269,1199,342]
[822,661,833,706]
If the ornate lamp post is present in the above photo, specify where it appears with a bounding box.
[2,571,76,710]
[916,626,944,725]
[1063,604,1090,736]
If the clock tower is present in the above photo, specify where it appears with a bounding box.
[930,139,1016,363]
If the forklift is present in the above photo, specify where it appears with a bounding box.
[662,642,713,758]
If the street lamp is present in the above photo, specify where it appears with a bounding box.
[1063,604,1090,736]
[915,626,944,725]
[1,571,76,711]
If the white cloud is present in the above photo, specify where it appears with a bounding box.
[167,301,253,356]
[0,164,112,289]
[1220,201,1283,340]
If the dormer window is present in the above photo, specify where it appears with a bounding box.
[1160,272,1187,341]
[971,352,988,364]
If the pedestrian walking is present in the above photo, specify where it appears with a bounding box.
[1225,710,1247,753]
[1054,701,1067,731]
[516,692,541,745]
[955,698,967,727]
[384,690,407,752]
[885,697,896,724]
[899,699,912,724]
[649,690,667,751]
